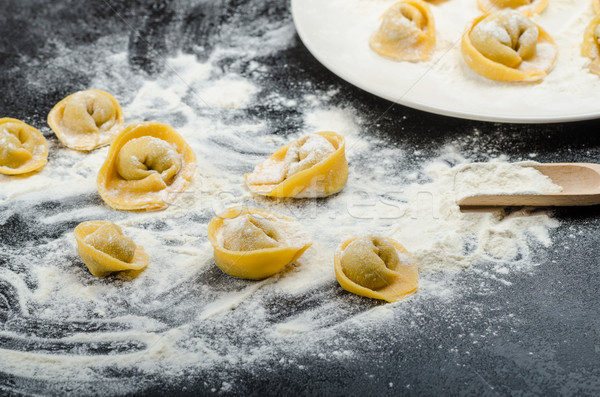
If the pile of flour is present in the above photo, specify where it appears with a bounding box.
[385,155,560,271]
[454,161,563,200]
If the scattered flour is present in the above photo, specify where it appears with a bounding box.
[385,154,560,272]
[198,78,258,109]
[0,10,566,395]
[304,108,361,136]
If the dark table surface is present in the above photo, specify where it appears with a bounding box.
[1,0,600,395]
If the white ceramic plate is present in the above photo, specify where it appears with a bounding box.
[291,0,600,123]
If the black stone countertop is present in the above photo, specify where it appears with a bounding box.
[1,0,599,395]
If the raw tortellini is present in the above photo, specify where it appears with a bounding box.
[476,0,549,16]
[245,131,348,198]
[74,221,149,277]
[582,15,600,76]
[208,207,312,279]
[461,10,558,82]
[0,118,48,175]
[48,89,124,151]
[97,122,196,211]
[370,0,435,62]
[334,235,418,302]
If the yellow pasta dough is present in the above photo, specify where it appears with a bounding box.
[461,10,558,82]
[476,0,549,17]
[582,14,600,76]
[334,235,418,302]
[595,0,600,13]
[207,207,312,280]
[0,118,48,175]
[97,122,196,211]
[245,131,348,198]
[369,0,436,62]
[48,89,124,151]
[74,221,149,277]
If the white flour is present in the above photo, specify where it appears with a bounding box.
[387,155,560,272]
[0,8,565,396]
[454,161,563,200]
[198,77,258,109]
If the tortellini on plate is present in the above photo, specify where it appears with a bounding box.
[582,15,600,76]
[0,118,48,175]
[369,0,436,62]
[461,10,558,82]
[334,235,418,302]
[48,89,124,151]
[245,131,348,198]
[476,0,549,17]
[74,221,149,277]
[97,122,196,211]
[208,207,312,279]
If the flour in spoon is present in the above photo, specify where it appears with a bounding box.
[454,161,564,200]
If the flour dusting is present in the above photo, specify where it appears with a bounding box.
[0,4,567,395]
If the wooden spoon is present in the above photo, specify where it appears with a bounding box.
[457,163,600,207]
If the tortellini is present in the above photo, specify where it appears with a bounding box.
[370,0,436,62]
[48,89,124,151]
[74,221,149,277]
[208,207,312,279]
[245,131,348,198]
[582,15,600,76]
[334,235,418,302]
[476,0,549,17]
[461,10,558,82]
[595,0,600,13]
[97,122,196,211]
[0,118,48,175]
